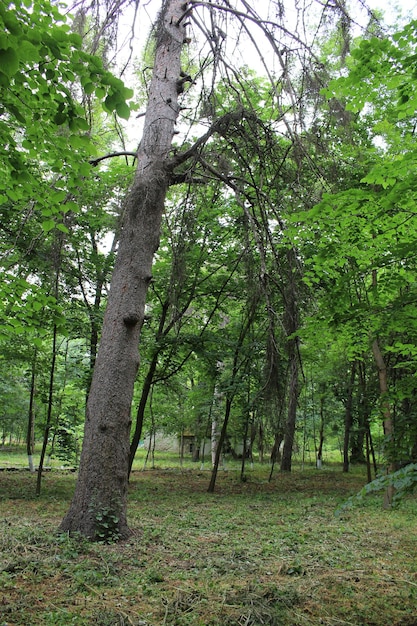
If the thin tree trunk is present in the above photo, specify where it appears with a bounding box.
[258,419,265,464]
[365,429,372,483]
[36,323,58,496]
[280,248,301,472]
[211,383,221,467]
[27,349,37,473]
[343,363,356,473]
[316,396,325,469]
[367,423,378,477]
[60,0,189,540]
[372,337,395,508]
[281,341,299,472]
[208,308,254,492]
[269,431,283,482]
[128,350,160,476]
[37,230,63,495]
[208,397,232,493]
[240,408,251,481]
[128,301,170,476]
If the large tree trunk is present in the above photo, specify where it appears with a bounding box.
[60,0,188,540]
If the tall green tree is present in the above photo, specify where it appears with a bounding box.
[294,20,417,495]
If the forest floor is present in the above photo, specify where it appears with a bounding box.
[0,456,416,626]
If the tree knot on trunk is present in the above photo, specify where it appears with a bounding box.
[123,312,140,326]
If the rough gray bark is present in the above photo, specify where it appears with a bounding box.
[60,0,188,540]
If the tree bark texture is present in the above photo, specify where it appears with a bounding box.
[280,340,299,472]
[343,363,356,473]
[372,337,395,508]
[60,0,188,539]
[281,249,300,473]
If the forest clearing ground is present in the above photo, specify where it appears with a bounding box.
[0,462,416,625]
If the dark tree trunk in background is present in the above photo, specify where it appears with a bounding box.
[268,431,283,482]
[281,341,299,472]
[36,323,58,496]
[128,359,157,476]
[281,249,301,472]
[316,395,325,469]
[60,0,188,540]
[26,349,37,473]
[37,232,63,495]
[208,397,232,493]
[343,363,356,472]
[372,337,395,508]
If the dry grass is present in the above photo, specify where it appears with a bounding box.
[1,463,417,625]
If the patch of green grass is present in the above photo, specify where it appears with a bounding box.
[0,463,417,625]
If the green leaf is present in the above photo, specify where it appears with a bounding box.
[0,47,19,77]
[68,134,91,149]
[122,87,134,100]
[115,101,130,120]
[3,13,22,36]
[95,87,106,99]
[68,116,90,131]
[83,82,95,95]
[77,163,92,177]
[6,188,19,201]
[103,93,119,113]
[53,111,67,125]
[51,190,67,203]
[69,33,82,47]
[7,103,26,124]
[19,40,39,63]
[41,220,56,232]
[31,300,44,312]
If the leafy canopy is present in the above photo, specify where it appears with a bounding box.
[0,0,133,211]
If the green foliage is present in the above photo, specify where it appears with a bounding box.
[282,18,417,470]
[89,497,121,543]
[0,0,133,226]
[0,360,29,443]
[2,0,417,490]
[336,463,417,515]
[327,22,417,118]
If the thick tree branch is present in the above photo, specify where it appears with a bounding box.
[168,108,247,172]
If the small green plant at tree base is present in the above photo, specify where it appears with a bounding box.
[88,498,121,543]
[336,463,417,516]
